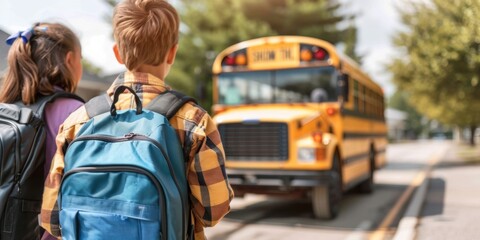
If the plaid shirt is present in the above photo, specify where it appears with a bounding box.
[40,71,233,240]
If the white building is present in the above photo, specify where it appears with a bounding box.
[385,108,407,141]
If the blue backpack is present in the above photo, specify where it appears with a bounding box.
[59,86,195,240]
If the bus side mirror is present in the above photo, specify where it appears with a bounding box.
[339,74,349,102]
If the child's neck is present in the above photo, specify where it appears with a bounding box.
[135,63,169,80]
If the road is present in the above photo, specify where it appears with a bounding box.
[205,140,451,240]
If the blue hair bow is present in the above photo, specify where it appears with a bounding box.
[5,27,34,46]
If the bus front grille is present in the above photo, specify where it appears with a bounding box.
[218,122,289,161]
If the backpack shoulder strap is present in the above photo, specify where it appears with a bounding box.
[84,93,113,118]
[28,92,85,118]
[145,90,197,120]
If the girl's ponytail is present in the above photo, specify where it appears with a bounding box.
[0,38,39,104]
[0,23,80,105]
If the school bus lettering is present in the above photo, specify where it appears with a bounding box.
[280,47,293,60]
[252,50,276,62]
[247,43,299,69]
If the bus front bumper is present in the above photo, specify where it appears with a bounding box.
[226,168,335,194]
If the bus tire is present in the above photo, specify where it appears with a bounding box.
[357,147,375,193]
[312,153,341,219]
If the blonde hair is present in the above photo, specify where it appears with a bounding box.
[113,0,179,70]
[0,22,81,105]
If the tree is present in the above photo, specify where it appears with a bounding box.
[389,0,480,145]
[178,0,360,108]
[242,0,360,62]
[176,0,274,107]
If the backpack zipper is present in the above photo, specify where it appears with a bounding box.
[68,133,187,238]
[62,165,168,240]
[71,133,186,207]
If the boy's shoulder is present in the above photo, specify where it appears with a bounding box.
[173,100,210,126]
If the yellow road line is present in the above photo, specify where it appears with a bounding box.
[369,148,446,240]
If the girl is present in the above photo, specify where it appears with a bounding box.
[0,22,84,239]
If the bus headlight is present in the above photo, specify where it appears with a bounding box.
[298,148,316,163]
[298,147,326,163]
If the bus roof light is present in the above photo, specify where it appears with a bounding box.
[236,54,247,65]
[300,49,313,61]
[314,49,327,60]
[223,55,236,66]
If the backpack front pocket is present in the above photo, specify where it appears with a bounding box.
[59,169,165,240]
[1,197,41,240]
[60,197,161,240]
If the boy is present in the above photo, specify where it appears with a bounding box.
[40,0,234,239]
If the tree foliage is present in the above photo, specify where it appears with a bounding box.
[173,0,274,106]
[242,0,359,61]
[389,0,480,144]
[176,0,359,107]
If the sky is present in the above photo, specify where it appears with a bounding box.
[0,0,406,96]
[339,0,405,96]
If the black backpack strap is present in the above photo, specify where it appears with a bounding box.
[84,93,113,118]
[28,92,85,118]
[145,90,197,120]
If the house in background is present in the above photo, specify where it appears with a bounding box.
[0,28,117,101]
[385,108,407,141]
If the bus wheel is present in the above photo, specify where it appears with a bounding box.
[358,147,375,193]
[312,153,342,219]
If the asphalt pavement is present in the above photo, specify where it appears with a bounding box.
[413,141,480,240]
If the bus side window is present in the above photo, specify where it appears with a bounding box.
[362,85,366,114]
[339,73,349,102]
[366,89,371,116]
[354,80,359,112]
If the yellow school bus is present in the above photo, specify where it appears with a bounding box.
[212,36,387,219]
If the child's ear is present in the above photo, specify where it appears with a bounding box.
[166,44,178,64]
[65,51,79,72]
[65,51,74,67]
[113,44,124,64]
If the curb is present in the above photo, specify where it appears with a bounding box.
[392,176,430,240]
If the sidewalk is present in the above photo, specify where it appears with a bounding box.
[415,142,480,240]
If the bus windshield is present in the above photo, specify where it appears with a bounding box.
[217,67,338,105]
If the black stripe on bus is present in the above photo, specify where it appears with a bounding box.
[343,132,387,139]
[343,152,369,165]
[342,109,385,122]
[343,147,386,165]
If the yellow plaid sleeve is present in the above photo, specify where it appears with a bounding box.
[187,112,234,228]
